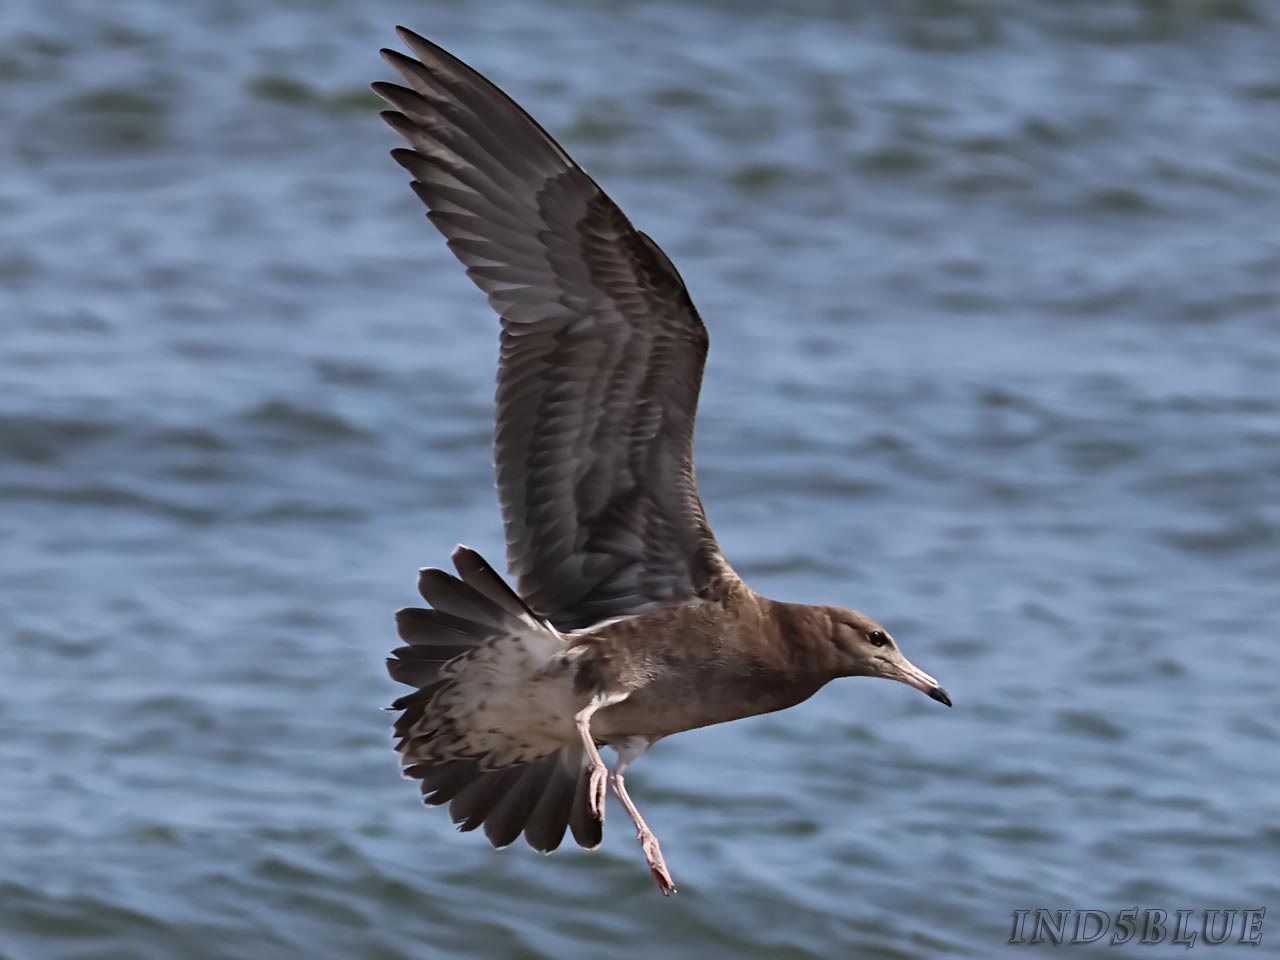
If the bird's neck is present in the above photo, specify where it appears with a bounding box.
[759,597,843,684]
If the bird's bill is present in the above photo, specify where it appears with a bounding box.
[894,658,952,707]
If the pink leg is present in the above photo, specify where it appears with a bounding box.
[609,742,676,896]
[573,700,610,822]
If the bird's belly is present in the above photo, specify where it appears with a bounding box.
[594,671,812,741]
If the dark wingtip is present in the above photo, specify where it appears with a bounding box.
[929,685,953,708]
[389,147,420,171]
[369,80,404,114]
[395,25,436,53]
[380,48,420,72]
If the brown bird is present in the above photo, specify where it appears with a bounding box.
[375,26,952,896]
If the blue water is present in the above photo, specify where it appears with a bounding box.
[2,1,1278,957]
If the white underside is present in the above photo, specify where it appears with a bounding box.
[421,622,610,767]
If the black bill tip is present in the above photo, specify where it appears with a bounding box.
[928,685,953,708]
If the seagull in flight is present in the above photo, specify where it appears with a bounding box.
[374,26,951,895]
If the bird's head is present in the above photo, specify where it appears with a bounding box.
[825,608,951,707]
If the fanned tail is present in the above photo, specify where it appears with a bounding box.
[387,546,598,851]
[386,544,542,688]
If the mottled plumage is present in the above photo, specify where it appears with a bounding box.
[376,27,951,894]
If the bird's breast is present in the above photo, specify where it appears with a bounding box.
[592,664,822,740]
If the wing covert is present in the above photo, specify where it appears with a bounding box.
[377,27,739,629]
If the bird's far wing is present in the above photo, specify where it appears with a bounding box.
[375,27,739,629]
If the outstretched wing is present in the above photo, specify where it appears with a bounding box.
[375,27,738,630]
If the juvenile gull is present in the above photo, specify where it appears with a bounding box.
[375,27,952,895]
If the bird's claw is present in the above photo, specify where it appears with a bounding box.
[641,832,676,896]
[587,762,608,822]
[651,865,677,896]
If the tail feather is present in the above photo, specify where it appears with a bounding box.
[450,765,524,832]
[523,746,583,852]
[389,547,595,852]
[401,745,587,852]
[417,568,523,630]
[395,607,502,645]
[405,759,478,805]
[390,682,443,739]
[387,642,477,687]
[484,753,556,849]
[391,639,476,662]
[387,654,451,688]
[450,545,546,625]
[390,683,441,712]
[570,760,604,850]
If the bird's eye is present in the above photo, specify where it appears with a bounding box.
[867,631,889,647]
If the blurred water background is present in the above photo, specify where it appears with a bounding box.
[2,1,1278,957]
